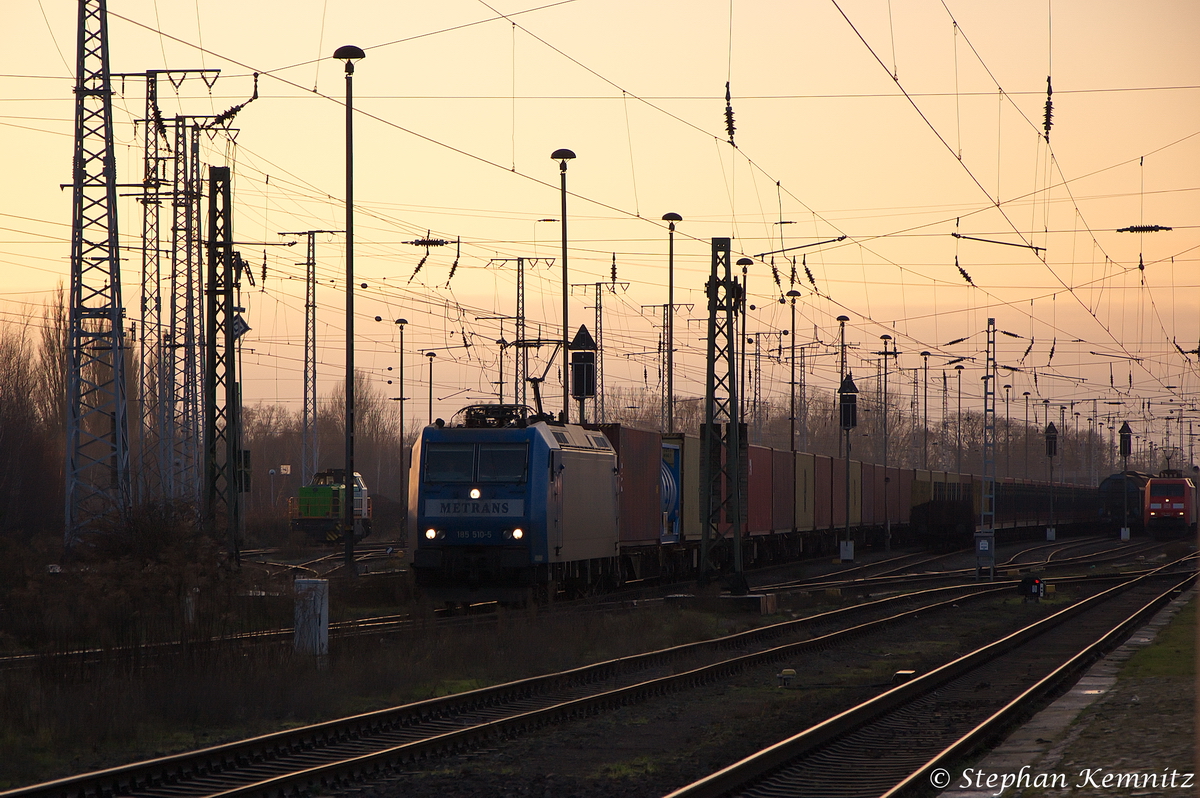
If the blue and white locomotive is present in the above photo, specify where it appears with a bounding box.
[408,405,620,603]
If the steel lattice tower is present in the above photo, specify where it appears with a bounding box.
[203,166,241,560]
[301,232,320,486]
[698,238,744,583]
[280,230,341,484]
[976,317,997,579]
[167,117,205,502]
[572,280,627,423]
[65,0,131,545]
[136,73,171,502]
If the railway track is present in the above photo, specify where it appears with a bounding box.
[0,581,1022,798]
[664,565,1194,798]
[752,538,1166,598]
[0,536,1166,676]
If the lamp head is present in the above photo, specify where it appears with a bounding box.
[333,45,366,74]
[396,318,408,326]
[837,315,850,323]
[551,148,576,170]
[786,289,801,298]
[736,257,753,267]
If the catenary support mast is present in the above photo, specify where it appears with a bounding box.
[66,0,131,546]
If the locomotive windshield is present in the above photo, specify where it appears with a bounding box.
[1150,484,1185,497]
[425,444,475,482]
[478,444,528,482]
[424,442,529,483]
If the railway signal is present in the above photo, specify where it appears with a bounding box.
[1119,421,1133,541]
[839,374,858,562]
[1045,422,1058,540]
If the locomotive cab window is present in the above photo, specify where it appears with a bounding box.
[425,444,475,482]
[1151,484,1185,497]
[478,444,529,483]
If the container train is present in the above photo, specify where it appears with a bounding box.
[1097,468,1198,538]
[408,404,1102,604]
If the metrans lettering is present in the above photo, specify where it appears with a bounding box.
[426,499,525,517]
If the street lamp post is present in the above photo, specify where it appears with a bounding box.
[878,334,896,550]
[1003,384,1011,478]
[664,213,682,433]
[787,290,802,452]
[551,149,575,422]
[920,351,931,469]
[1023,391,1031,475]
[334,44,365,574]
[837,316,850,458]
[394,319,407,443]
[737,259,754,411]
[426,351,437,424]
[395,318,407,523]
[955,364,964,473]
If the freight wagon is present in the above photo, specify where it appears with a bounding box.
[409,405,1102,604]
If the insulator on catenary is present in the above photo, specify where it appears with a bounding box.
[1042,76,1054,141]
[611,253,617,284]
[956,256,974,286]
[1047,337,1056,365]
[445,237,461,288]
[724,82,737,147]
[408,252,428,284]
[1021,338,1035,363]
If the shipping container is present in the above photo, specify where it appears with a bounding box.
[860,461,874,526]
[849,459,862,527]
[912,469,933,507]
[882,466,901,526]
[748,445,773,535]
[832,456,847,530]
[794,452,815,532]
[663,433,701,541]
[772,449,794,533]
[897,468,913,523]
[814,454,833,531]
[897,468,912,523]
[599,424,663,545]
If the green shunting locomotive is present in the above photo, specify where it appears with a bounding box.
[288,469,373,543]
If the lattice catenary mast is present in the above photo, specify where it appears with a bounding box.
[65,0,131,545]
[698,238,745,587]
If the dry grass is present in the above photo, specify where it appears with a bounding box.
[0,524,734,789]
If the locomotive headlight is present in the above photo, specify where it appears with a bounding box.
[470,488,481,499]
[511,527,524,540]
[424,528,437,540]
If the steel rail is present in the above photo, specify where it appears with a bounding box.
[880,577,1194,798]
[757,539,1165,597]
[663,562,1194,798]
[0,583,1007,798]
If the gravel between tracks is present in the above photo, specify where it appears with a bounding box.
[354,593,1069,798]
